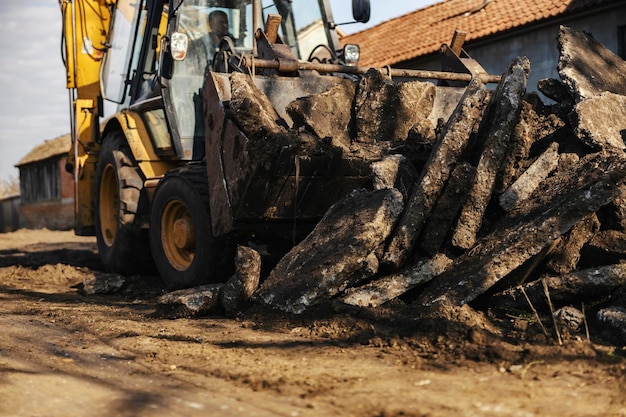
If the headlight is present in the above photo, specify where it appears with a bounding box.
[343,44,360,67]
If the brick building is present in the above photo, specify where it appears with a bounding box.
[15,134,75,230]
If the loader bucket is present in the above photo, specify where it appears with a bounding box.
[202,69,467,239]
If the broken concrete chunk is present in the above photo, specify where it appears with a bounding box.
[420,162,475,256]
[221,245,262,315]
[596,305,626,345]
[353,71,435,143]
[395,80,436,140]
[229,72,287,139]
[580,230,626,267]
[496,100,565,194]
[354,69,400,143]
[253,188,404,314]
[418,152,626,308]
[546,213,600,274]
[557,26,626,102]
[572,92,626,151]
[499,141,559,212]
[537,78,573,104]
[76,273,125,295]
[554,306,585,333]
[286,82,356,149]
[156,284,223,318]
[371,154,419,200]
[340,253,452,308]
[489,263,626,313]
[452,56,530,250]
[383,77,489,268]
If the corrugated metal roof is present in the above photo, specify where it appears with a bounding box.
[16,133,71,167]
[341,0,621,67]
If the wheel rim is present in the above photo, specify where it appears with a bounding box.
[161,199,196,271]
[99,163,118,248]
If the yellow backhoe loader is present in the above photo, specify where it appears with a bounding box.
[60,0,498,289]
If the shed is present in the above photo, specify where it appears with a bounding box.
[15,134,75,230]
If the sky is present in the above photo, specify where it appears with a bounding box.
[0,0,435,182]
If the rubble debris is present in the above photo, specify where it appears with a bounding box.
[546,214,600,274]
[537,78,573,104]
[396,80,437,140]
[353,69,435,143]
[489,263,626,313]
[221,245,261,315]
[500,102,566,196]
[554,306,585,333]
[340,254,452,308]
[354,69,399,143]
[499,141,560,212]
[254,188,403,314]
[383,77,489,268]
[158,26,626,347]
[557,25,626,102]
[418,153,626,308]
[229,72,288,139]
[572,92,626,151]
[452,56,530,250]
[287,82,356,149]
[420,162,475,256]
[74,272,125,295]
[156,284,223,318]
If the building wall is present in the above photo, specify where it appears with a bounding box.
[19,157,75,230]
[401,6,626,98]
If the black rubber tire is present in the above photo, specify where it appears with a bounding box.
[149,165,234,289]
[94,131,152,274]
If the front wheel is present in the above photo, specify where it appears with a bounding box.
[150,166,234,289]
[94,131,152,274]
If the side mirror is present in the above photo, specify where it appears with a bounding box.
[352,0,370,23]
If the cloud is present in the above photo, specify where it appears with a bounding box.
[0,1,69,180]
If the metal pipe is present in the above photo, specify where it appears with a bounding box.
[243,57,502,83]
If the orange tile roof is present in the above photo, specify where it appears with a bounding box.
[341,0,619,67]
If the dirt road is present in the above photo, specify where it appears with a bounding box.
[1,229,625,416]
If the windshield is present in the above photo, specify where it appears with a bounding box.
[167,0,333,159]
[168,0,253,159]
[178,0,254,57]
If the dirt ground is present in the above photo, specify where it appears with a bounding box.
[1,229,625,417]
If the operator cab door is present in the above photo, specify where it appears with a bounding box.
[101,0,175,157]
[127,0,176,157]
